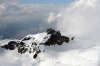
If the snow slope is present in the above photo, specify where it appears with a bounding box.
[0,38,100,66]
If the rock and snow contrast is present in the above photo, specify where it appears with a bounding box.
[0,28,71,59]
[0,28,100,66]
[0,0,100,66]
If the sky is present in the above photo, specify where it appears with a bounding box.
[21,0,74,5]
[0,0,75,39]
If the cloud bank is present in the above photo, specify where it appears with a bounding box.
[57,0,100,43]
[0,0,60,39]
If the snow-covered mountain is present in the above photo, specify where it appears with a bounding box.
[0,29,100,66]
[0,37,100,66]
[0,29,71,59]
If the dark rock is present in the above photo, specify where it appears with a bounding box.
[33,54,38,59]
[1,41,17,50]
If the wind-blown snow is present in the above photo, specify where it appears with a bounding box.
[0,0,100,66]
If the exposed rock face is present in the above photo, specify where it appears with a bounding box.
[44,28,70,46]
[1,28,71,59]
[1,41,17,50]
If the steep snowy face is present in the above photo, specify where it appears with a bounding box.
[20,32,51,47]
[16,32,52,58]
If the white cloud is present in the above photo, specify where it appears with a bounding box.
[57,0,100,43]
[0,1,59,39]
[47,12,62,23]
[0,0,19,4]
[73,0,98,7]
